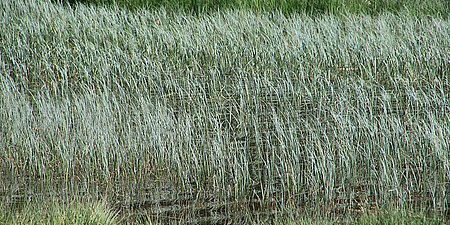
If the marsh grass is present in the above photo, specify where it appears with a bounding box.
[54,0,450,17]
[0,0,449,223]
[0,200,118,225]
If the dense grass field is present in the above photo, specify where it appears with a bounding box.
[56,0,450,16]
[1,0,449,224]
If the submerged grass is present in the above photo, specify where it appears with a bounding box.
[0,202,444,225]
[0,0,449,223]
[257,210,446,225]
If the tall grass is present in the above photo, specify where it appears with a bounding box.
[0,0,449,220]
[54,0,450,17]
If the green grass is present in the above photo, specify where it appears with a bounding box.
[0,0,449,223]
[0,200,118,225]
[54,0,450,16]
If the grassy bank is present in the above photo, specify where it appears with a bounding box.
[54,0,450,16]
[0,0,449,223]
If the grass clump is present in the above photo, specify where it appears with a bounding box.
[0,201,118,225]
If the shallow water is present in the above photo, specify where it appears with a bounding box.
[0,176,282,224]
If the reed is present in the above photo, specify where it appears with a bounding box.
[54,0,449,17]
[0,0,448,222]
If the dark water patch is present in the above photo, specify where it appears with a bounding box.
[1,175,447,224]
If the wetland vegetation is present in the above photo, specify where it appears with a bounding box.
[0,0,448,224]
[55,0,449,16]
